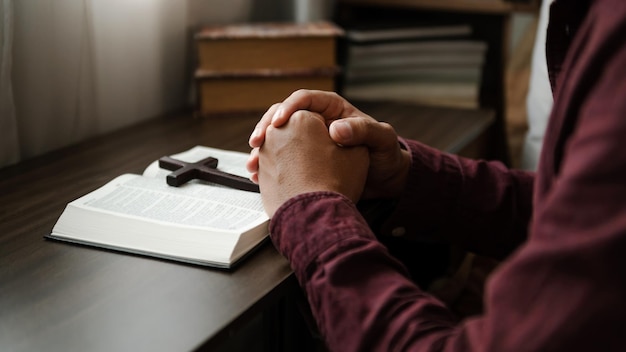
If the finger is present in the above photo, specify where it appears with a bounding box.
[246,147,260,174]
[249,172,259,184]
[247,148,260,184]
[271,89,352,126]
[291,109,327,126]
[249,103,280,148]
[329,118,398,151]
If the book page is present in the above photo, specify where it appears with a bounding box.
[143,145,252,180]
[76,174,267,232]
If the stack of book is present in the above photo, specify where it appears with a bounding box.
[194,21,343,116]
[341,24,487,109]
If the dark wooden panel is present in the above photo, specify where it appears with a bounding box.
[338,0,540,15]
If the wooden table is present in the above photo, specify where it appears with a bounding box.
[0,102,493,352]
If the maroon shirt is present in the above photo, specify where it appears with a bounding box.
[269,0,626,350]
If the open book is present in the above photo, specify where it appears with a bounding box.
[47,146,269,269]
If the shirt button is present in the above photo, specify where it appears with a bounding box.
[391,227,406,237]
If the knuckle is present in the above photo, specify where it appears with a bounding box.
[378,121,397,135]
[290,110,309,122]
[291,89,310,98]
[269,102,281,110]
[266,124,277,136]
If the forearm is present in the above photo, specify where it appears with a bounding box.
[269,192,459,352]
[381,139,535,259]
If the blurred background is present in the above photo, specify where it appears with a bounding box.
[0,0,539,169]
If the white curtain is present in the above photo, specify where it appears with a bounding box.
[2,0,283,168]
[0,0,20,166]
[12,0,98,161]
[3,0,190,168]
[521,0,554,171]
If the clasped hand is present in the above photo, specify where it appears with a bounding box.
[247,90,411,216]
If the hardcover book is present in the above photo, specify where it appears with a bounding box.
[195,21,343,71]
[194,21,343,116]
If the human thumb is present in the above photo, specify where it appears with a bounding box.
[330,118,396,151]
[329,119,354,145]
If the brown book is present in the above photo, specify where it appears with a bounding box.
[195,67,338,116]
[194,21,342,116]
[195,21,343,71]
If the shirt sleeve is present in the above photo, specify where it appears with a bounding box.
[269,192,461,352]
[269,178,626,352]
[381,139,534,260]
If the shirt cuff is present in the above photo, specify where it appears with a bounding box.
[269,191,376,279]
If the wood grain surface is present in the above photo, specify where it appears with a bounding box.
[0,102,493,352]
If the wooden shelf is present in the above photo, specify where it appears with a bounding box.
[338,0,539,15]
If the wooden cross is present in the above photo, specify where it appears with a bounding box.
[158,155,260,193]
